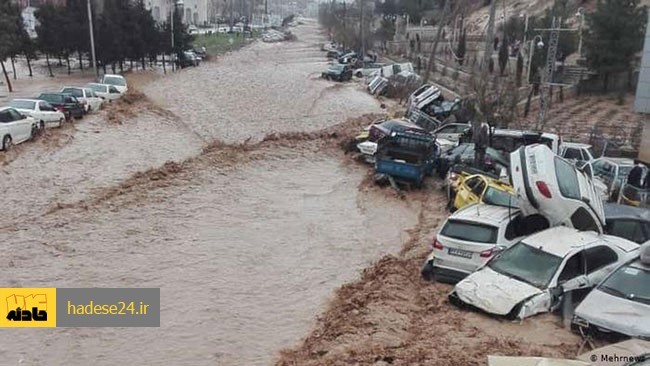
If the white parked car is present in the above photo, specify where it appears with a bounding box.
[0,107,37,150]
[60,87,103,113]
[433,122,470,144]
[408,84,442,111]
[421,204,548,283]
[9,99,65,130]
[85,83,122,103]
[572,242,650,339]
[510,144,606,233]
[449,227,640,319]
[560,142,596,164]
[99,74,128,94]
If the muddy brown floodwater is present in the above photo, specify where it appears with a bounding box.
[0,20,420,365]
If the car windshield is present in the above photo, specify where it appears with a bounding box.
[599,263,650,305]
[103,76,126,86]
[440,220,498,244]
[587,147,596,159]
[10,100,35,110]
[62,88,83,98]
[483,187,517,207]
[488,242,563,289]
[87,84,102,92]
[38,94,58,102]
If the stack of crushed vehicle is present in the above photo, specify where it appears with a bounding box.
[351,84,650,343]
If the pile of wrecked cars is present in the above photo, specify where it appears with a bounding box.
[419,142,649,342]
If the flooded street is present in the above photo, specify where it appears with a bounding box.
[0,20,418,365]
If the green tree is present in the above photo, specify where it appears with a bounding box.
[35,3,64,77]
[584,0,648,91]
[0,0,23,91]
[65,0,90,71]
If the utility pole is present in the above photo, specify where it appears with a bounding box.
[482,0,497,76]
[536,17,560,130]
[229,0,234,32]
[87,0,98,77]
[171,1,175,71]
[360,0,364,58]
[423,0,451,83]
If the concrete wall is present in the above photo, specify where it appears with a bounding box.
[640,117,650,163]
[635,15,650,112]
[634,13,650,163]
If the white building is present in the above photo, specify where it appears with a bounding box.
[146,0,209,26]
[21,6,38,39]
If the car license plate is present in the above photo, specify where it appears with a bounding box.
[448,248,472,258]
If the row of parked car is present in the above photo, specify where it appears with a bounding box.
[346,81,650,342]
[0,74,128,151]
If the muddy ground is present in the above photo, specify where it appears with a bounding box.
[0,19,582,366]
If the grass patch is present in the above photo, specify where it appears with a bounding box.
[193,31,260,57]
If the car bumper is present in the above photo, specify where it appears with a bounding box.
[421,259,470,284]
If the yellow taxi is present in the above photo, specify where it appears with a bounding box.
[449,173,516,211]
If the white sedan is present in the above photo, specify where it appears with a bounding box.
[85,83,122,103]
[510,144,605,233]
[61,87,103,113]
[0,107,37,150]
[99,74,128,94]
[449,226,640,319]
[10,99,65,130]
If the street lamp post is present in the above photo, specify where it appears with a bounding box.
[576,8,585,58]
[170,0,184,71]
[86,0,97,77]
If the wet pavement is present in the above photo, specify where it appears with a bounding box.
[0,20,418,365]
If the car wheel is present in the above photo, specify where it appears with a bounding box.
[31,125,39,138]
[59,118,65,128]
[2,135,12,151]
[505,301,525,320]
[447,291,466,308]
[421,261,436,282]
[356,71,362,78]
[39,121,45,130]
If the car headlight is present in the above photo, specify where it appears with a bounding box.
[572,315,589,328]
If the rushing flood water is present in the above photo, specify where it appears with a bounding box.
[0,20,418,365]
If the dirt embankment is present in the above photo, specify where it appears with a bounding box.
[45,112,387,215]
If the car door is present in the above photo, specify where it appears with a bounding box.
[456,176,485,208]
[583,245,620,295]
[555,157,605,233]
[38,101,54,122]
[6,109,31,142]
[556,251,589,304]
[436,125,458,141]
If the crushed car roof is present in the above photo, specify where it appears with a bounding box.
[522,227,639,257]
[451,204,520,226]
[596,156,635,165]
[562,142,592,148]
[522,227,600,257]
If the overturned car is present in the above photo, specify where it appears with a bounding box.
[510,144,606,233]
